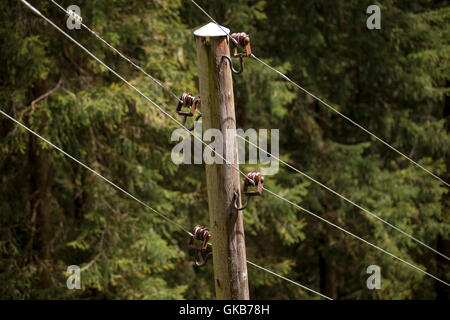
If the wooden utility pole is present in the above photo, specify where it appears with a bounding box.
[194,22,249,300]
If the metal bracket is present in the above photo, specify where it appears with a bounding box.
[177,92,201,131]
[188,225,212,267]
[176,92,200,116]
[243,172,264,196]
[223,32,251,75]
[231,32,252,57]
[233,172,265,211]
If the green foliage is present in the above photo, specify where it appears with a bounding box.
[0,0,449,300]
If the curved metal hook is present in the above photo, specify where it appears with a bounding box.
[222,55,243,75]
[189,233,212,267]
[233,191,249,211]
[182,113,202,131]
[194,250,212,267]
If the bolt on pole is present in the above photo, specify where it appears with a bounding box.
[194,22,250,300]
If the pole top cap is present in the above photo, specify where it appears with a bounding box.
[193,22,230,37]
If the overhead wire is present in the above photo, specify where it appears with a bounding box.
[189,0,450,261]
[51,0,200,118]
[262,187,449,287]
[19,0,449,287]
[50,0,183,103]
[188,0,449,189]
[14,0,329,299]
[246,260,333,300]
[250,54,450,189]
[237,135,450,261]
[0,107,328,299]
[53,0,449,262]
[0,109,192,236]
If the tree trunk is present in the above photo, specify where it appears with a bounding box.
[319,237,338,299]
[75,171,89,223]
[28,78,54,288]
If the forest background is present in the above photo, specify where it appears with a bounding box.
[0,0,449,299]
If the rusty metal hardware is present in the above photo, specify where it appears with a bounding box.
[177,92,200,116]
[222,32,251,75]
[230,32,252,58]
[177,92,201,131]
[234,172,265,211]
[189,225,212,267]
[222,55,243,75]
[243,172,264,196]
[233,191,248,211]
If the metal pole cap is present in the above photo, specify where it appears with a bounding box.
[193,22,230,37]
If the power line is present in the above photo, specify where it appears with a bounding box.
[50,0,183,103]
[189,0,239,46]
[51,0,430,263]
[20,0,449,288]
[189,0,450,190]
[53,0,435,266]
[262,187,449,287]
[250,54,450,189]
[187,0,450,286]
[21,0,199,156]
[78,0,449,263]
[246,260,333,300]
[237,135,450,262]
[0,109,192,236]
[18,0,330,300]
[59,0,448,263]
[0,107,328,300]
[189,0,450,262]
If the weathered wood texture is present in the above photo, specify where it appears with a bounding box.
[195,35,249,300]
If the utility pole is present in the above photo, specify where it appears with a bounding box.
[194,22,249,300]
